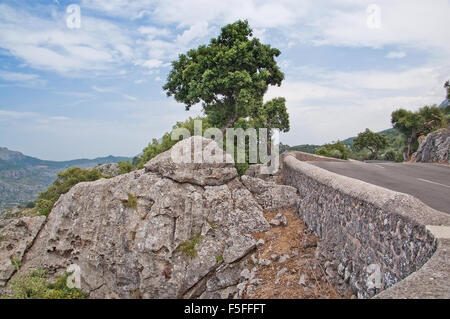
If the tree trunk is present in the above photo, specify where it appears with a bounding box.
[221,114,239,134]
[406,128,417,160]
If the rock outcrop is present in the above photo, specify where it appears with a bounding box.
[0,216,46,289]
[96,163,120,177]
[144,136,237,186]
[241,176,298,211]
[10,137,272,299]
[412,128,450,163]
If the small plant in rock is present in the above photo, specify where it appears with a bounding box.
[0,233,8,242]
[10,256,21,271]
[216,255,224,263]
[207,219,217,229]
[177,234,204,258]
[122,193,138,211]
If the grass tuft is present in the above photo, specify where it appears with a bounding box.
[177,234,204,258]
[5,269,87,299]
[121,193,138,210]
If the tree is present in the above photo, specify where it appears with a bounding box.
[316,141,349,160]
[391,106,446,159]
[445,80,450,100]
[163,20,286,133]
[251,97,290,154]
[352,128,389,160]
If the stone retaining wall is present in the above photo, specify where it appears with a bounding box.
[282,154,450,298]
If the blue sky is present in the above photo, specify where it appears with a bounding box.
[0,0,449,160]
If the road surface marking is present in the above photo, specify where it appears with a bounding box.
[373,164,385,169]
[417,178,450,189]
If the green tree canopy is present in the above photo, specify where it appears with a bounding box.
[391,105,446,158]
[352,128,389,160]
[316,141,349,160]
[163,20,286,132]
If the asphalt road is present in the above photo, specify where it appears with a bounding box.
[310,161,450,214]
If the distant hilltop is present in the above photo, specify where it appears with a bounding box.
[439,99,450,109]
[0,147,131,170]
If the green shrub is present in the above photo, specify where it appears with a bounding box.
[36,199,54,217]
[118,160,134,174]
[177,234,204,258]
[25,202,35,209]
[316,141,349,160]
[6,269,87,299]
[216,255,224,263]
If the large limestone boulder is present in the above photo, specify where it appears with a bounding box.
[144,136,237,186]
[412,128,450,163]
[96,163,120,177]
[241,175,298,211]
[15,137,269,299]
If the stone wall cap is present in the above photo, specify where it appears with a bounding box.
[284,154,450,227]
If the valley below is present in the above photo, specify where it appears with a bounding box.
[0,147,131,212]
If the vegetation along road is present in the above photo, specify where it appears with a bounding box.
[310,161,450,214]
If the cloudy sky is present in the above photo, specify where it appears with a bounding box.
[0,0,449,160]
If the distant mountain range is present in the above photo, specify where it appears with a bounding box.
[439,99,449,108]
[0,147,131,211]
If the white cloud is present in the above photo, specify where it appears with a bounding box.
[0,110,37,119]
[322,67,442,90]
[0,71,39,82]
[92,85,116,93]
[0,70,45,87]
[122,94,137,101]
[0,109,70,124]
[310,0,450,55]
[386,51,406,59]
[49,116,70,121]
[141,59,164,69]
[3,1,449,77]
[0,4,133,75]
[92,85,138,102]
[138,26,171,38]
[176,21,209,44]
[268,65,449,145]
